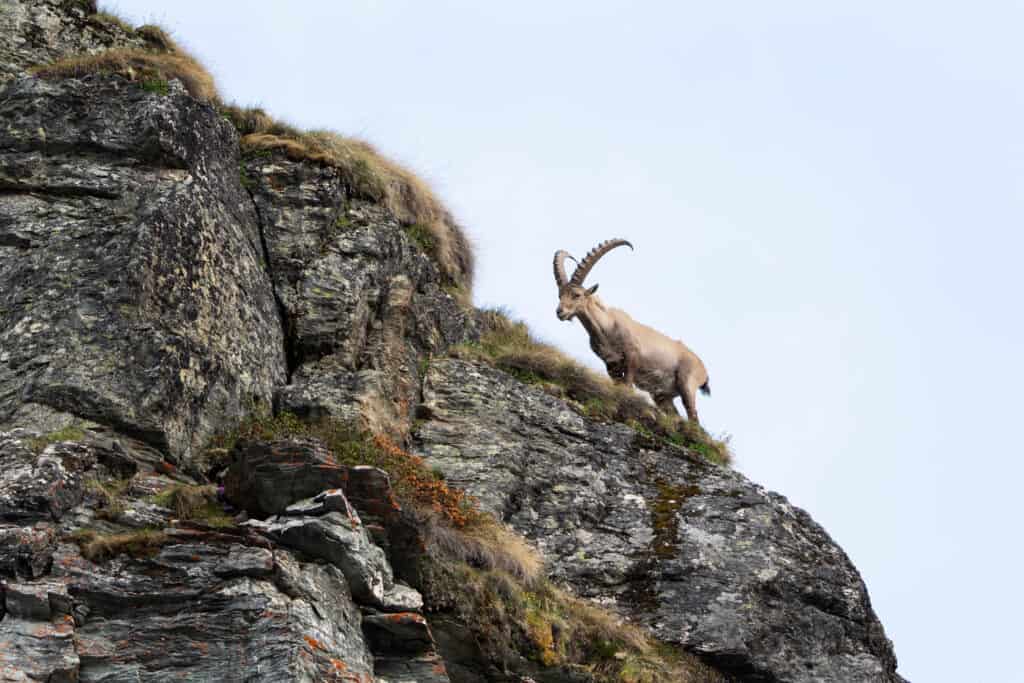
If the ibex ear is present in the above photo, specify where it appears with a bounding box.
[586,283,599,296]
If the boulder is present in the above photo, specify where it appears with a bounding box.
[246,509,392,607]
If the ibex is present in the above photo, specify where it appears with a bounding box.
[553,239,710,423]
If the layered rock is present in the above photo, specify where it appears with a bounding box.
[415,358,902,682]
[243,156,476,439]
[0,429,451,682]
[0,73,286,459]
[0,0,148,83]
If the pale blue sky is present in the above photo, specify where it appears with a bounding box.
[114,2,1024,680]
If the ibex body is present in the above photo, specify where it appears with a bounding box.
[553,239,710,423]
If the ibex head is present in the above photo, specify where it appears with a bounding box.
[553,239,633,321]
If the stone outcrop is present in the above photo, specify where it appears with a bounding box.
[243,156,476,439]
[0,430,452,682]
[0,2,904,680]
[414,359,901,682]
[0,72,286,460]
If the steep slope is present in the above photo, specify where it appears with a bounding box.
[0,2,903,681]
[414,359,898,681]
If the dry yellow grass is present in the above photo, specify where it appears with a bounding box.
[134,24,181,53]
[227,107,474,296]
[31,48,218,101]
[70,528,170,562]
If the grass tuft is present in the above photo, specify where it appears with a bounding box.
[88,11,134,33]
[69,528,169,563]
[31,47,218,101]
[85,475,133,521]
[151,483,235,528]
[134,24,180,53]
[452,309,733,465]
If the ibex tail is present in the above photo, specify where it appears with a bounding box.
[699,380,711,397]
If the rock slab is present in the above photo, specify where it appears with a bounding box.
[415,359,902,683]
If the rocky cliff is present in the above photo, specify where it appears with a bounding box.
[0,2,903,681]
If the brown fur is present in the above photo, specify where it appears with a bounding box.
[555,244,711,423]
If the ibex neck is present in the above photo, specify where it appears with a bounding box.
[577,297,615,335]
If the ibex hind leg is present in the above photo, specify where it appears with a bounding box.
[655,395,679,417]
[675,369,700,424]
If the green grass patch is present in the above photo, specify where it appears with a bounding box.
[404,223,436,254]
[140,78,169,95]
[26,425,86,454]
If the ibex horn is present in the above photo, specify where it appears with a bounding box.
[553,250,572,288]
[569,239,633,286]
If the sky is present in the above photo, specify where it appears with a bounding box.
[113,2,1024,680]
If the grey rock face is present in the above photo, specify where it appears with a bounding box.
[243,155,476,438]
[0,0,148,83]
[0,429,454,681]
[365,612,452,683]
[247,509,393,607]
[52,540,376,682]
[0,523,57,578]
[0,430,94,522]
[0,74,286,460]
[416,359,901,683]
[223,437,348,517]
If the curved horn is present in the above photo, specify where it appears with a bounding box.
[553,250,572,288]
[569,238,633,286]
